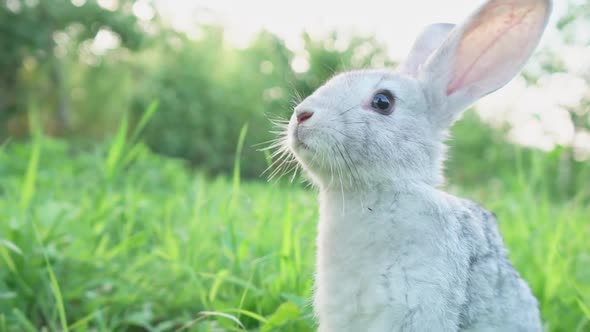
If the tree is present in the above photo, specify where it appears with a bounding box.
[550,1,590,195]
[557,1,590,144]
[0,0,145,134]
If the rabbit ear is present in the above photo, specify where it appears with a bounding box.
[398,23,455,77]
[419,0,552,127]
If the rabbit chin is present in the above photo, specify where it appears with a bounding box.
[289,133,319,168]
[289,133,335,182]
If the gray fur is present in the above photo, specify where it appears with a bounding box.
[274,0,552,331]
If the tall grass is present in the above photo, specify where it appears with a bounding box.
[0,124,589,330]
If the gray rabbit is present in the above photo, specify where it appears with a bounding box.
[275,0,552,331]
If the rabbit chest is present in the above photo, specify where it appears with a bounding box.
[314,189,470,331]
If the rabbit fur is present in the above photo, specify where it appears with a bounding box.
[279,0,553,331]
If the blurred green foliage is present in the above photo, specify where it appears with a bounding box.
[0,0,143,131]
[0,1,589,331]
[0,0,394,177]
[1,0,588,184]
[132,28,392,176]
[449,112,590,201]
[0,136,588,331]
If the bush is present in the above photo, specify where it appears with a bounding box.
[132,28,391,177]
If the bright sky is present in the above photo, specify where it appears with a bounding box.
[145,0,589,155]
[151,0,572,56]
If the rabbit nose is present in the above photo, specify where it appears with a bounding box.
[297,111,314,124]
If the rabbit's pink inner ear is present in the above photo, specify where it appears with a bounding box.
[399,23,455,77]
[446,0,552,97]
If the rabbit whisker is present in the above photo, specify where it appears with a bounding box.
[338,103,362,116]
[263,145,292,179]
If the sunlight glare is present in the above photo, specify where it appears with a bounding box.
[154,0,587,151]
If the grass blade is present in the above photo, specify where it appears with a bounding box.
[233,124,249,194]
[224,309,268,324]
[12,309,36,332]
[105,113,129,179]
[0,239,22,255]
[19,139,40,210]
[197,311,245,330]
[129,100,159,144]
[33,223,69,332]
[579,298,590,319]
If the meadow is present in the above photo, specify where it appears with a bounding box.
[1,113,589,332]
[1,0,590,331]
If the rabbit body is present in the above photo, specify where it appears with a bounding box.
[315,186,541,331]
[279,0,552,331]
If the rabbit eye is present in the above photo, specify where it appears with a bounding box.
[370,91,395,115]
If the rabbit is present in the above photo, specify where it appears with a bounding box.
[275,0,553,331]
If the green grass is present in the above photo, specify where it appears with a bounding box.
[0,135,589,331]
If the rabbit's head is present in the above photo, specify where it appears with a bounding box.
[282,0,552,189]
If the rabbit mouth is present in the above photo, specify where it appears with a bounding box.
[293,136,311,152]
[295,141,310,150]
[292,128,312,151]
